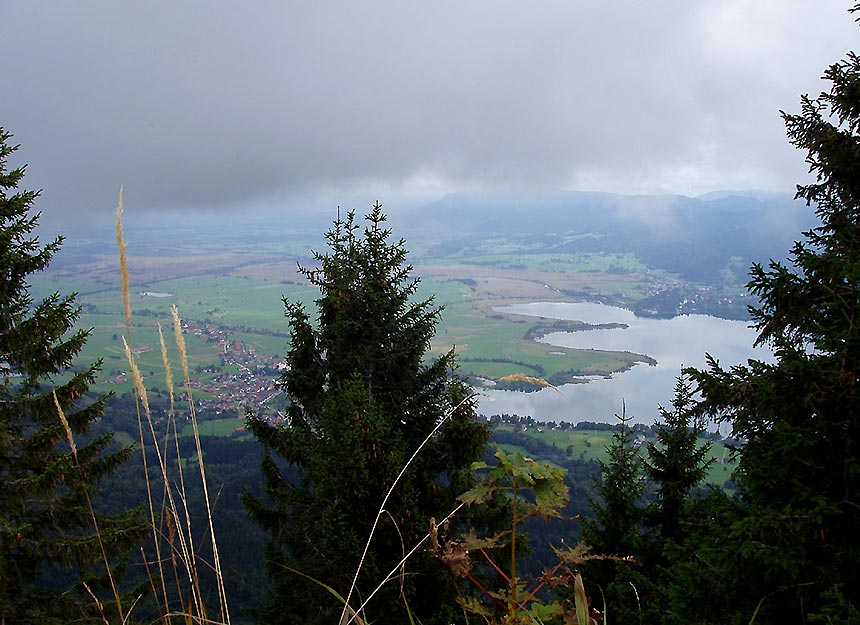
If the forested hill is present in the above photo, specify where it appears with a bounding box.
[395,189,815,283]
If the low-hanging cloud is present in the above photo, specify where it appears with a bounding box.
[0,0,855,225]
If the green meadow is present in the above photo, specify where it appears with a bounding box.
[180,417,248,438]
[496,424,736,488]
[49,266,657,394]
[420,276,650,385]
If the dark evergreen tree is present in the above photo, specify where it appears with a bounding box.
[621,374,713,624]
[683,11,860,621]
[0,128,146,624]
[244,203,490,625]
[583,408,645,558]
[644,373,711,546]
[582,407,645,620]
[662,487,750,625]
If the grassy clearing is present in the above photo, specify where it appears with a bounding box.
[81,274,316,326]
[448,251,647,273]
[462,361,545,378]
[180,417,247,438]
[427,289,651,384]
[501,424,737,488]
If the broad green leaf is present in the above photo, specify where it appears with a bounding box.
[459,483,493,505]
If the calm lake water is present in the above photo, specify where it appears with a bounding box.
[476,302,772,424]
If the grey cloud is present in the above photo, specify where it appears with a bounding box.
[0,0,856,227]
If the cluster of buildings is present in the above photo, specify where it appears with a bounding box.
[174,320,287,420]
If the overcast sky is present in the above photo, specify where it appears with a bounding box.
[1,1,857,227]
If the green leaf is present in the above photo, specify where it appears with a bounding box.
[459,483,493,505]
[573,572,589,625]
[533,474,569,518]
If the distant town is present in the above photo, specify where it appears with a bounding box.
[108,318,289,423]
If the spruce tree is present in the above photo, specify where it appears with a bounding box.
[582,408,646,620]
[626,374,713,624]
[644,373,711,546]
[244,203,490,625]
[583,408,645,558]
[0,128,146,623]
[685,9,860,620]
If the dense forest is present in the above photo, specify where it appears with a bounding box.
[3,7,860,624]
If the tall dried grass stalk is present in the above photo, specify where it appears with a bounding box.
[115,186,131,331]
[115,200,171,617]
[121,337,174,614]
[53,390,124,622]
[171,305,190,382]
[81,581,108,625]
[123,329,207,621]
[159,322,198,614]
[115,203,231,624]
[171,306,231,624]
[157,320,189,608]
[158,323,175,412]
[116,204,229,623]
[157,319,186,590]
[122,338,150,417]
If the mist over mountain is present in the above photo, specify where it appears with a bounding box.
[62,187,818,289]
[394,188,815,283]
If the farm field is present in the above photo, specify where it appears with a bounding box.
[36,222,676,400]
[180,417,248,438]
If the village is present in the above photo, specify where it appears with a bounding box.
[104,318,289,423]
[179,319,288,421]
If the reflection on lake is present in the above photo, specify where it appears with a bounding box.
[476,302,772,424]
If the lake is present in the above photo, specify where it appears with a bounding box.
[476,302,773,425]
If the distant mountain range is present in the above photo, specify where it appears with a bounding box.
[68,187,819,287]
[395,188,816,283]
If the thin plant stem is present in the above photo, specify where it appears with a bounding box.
[340,391,478,624]
[480,549,510,584]
[122,337,202,618]
[346,502,468,625]
[172,306,231,625]
[53,391,124,622]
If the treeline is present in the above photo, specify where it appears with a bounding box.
[88,406,614,621]
[93,435,270,621]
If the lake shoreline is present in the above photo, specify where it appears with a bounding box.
[478,301,770,424]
